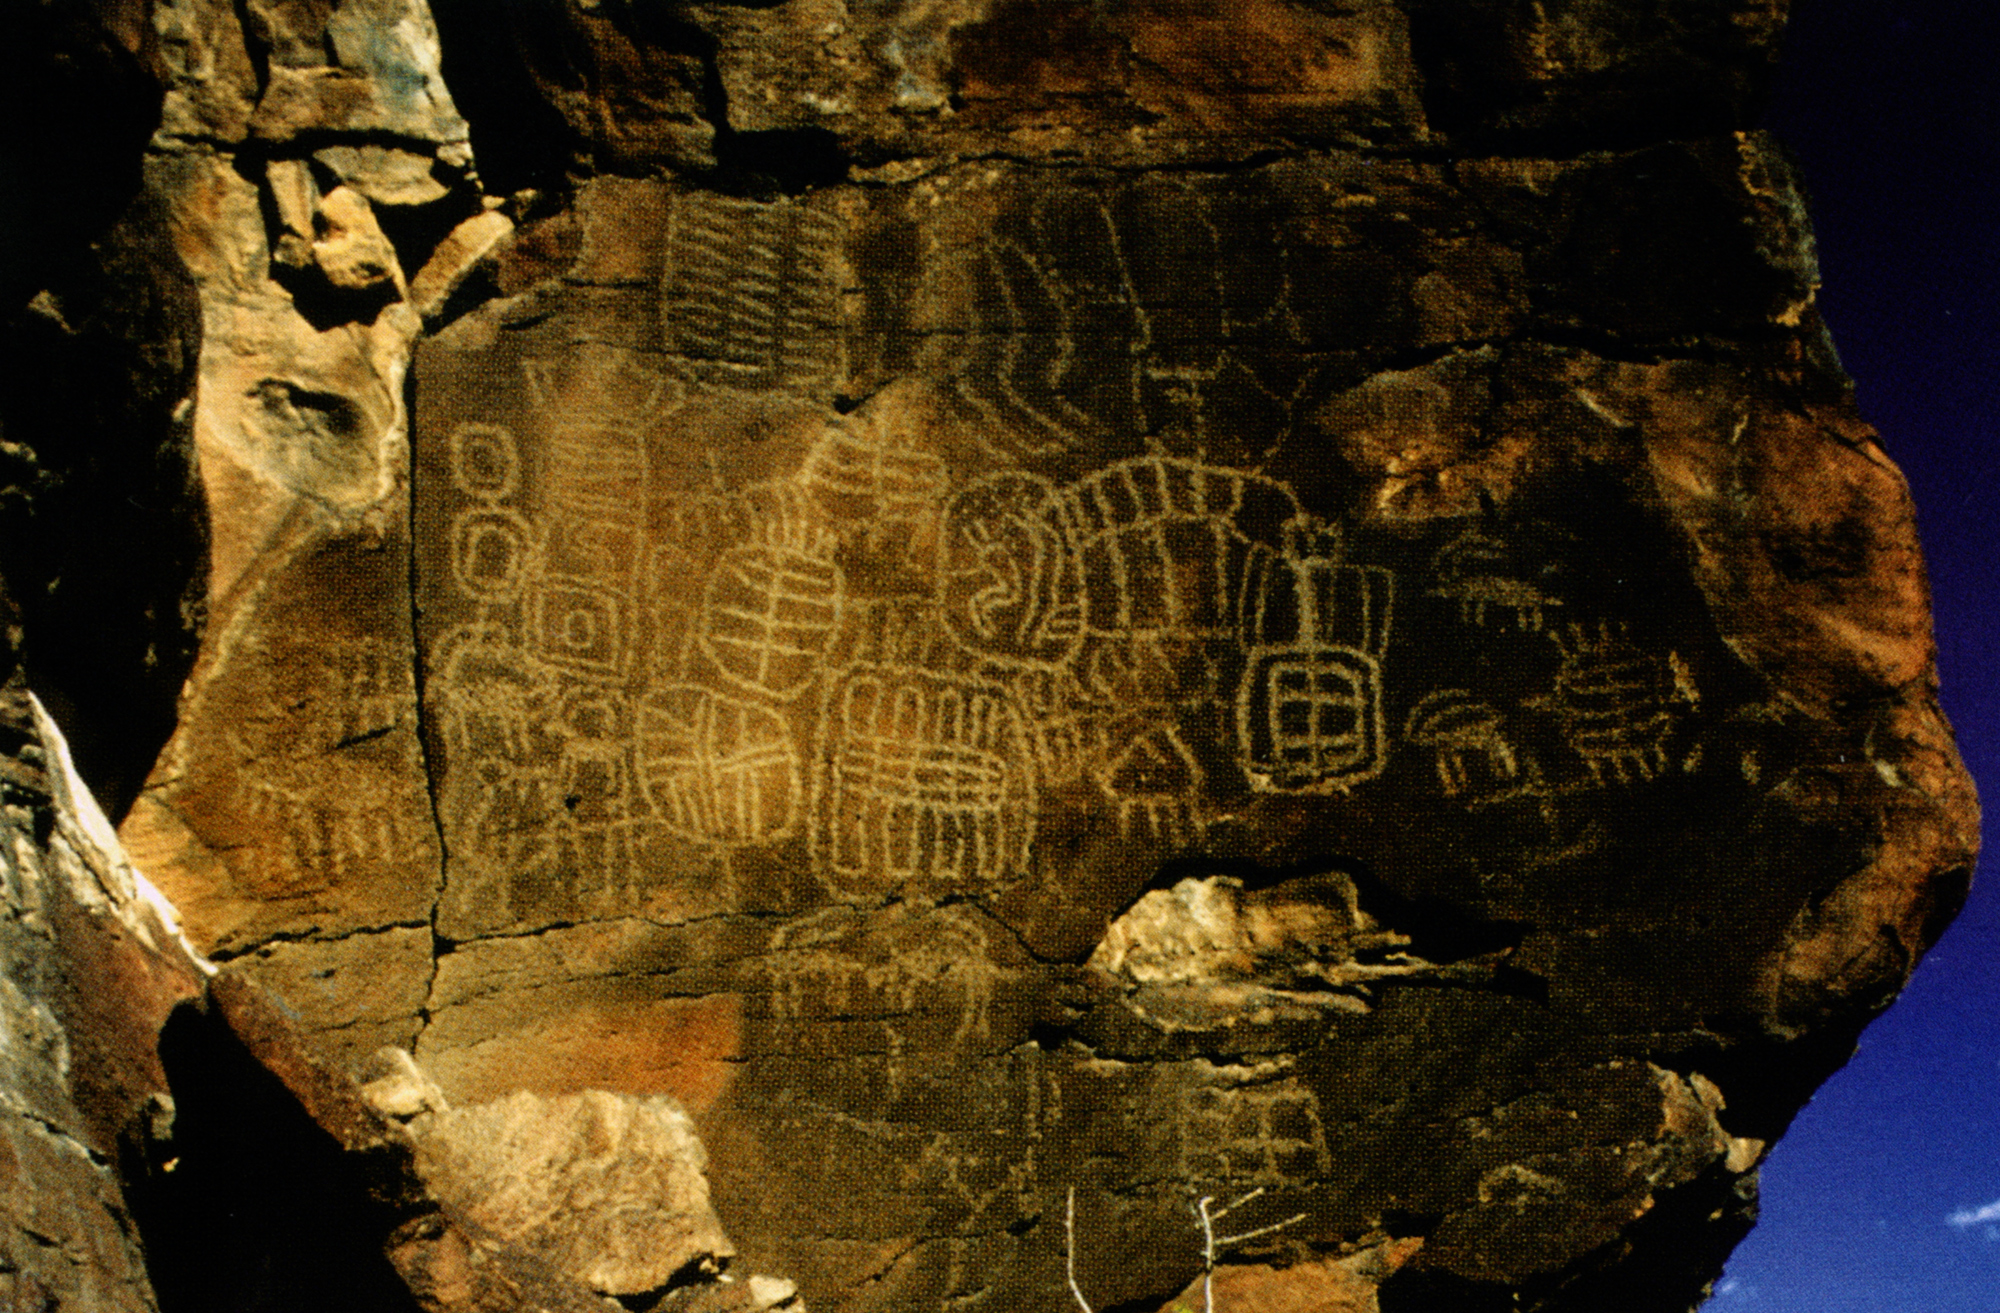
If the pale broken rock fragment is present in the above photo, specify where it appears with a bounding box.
[1089,874,1450,1028]
[408,208,515,320]
[360,1048,740,1302]
[311,184,405,294]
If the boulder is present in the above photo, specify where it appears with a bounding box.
[84,3,1982,1312]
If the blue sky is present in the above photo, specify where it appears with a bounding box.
[1707,4,2000,1309]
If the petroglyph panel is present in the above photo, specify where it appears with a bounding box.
[377,85,1971,1313]
[752,904,1013,1055]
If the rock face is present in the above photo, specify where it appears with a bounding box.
[0,1,1956,1312]
[0,690,210,1312]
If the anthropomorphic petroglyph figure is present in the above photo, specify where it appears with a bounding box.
[1237,520,1395,792]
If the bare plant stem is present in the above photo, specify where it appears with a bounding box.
[1194,1187,1308,1313]
[1067,1186,1093,1313]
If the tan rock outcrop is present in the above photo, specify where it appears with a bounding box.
[4,2,1958,1312]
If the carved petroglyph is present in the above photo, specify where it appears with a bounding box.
[695,505,846,702]
[449,422,523,500]
[1403,691,1529,807]
[755,905,1010,1058]
[522,353,676,522]
[1238,521,1394,793]
[451,505,535,604]
[636,684,801,846]
[930,185,1327,466]
[1054,457,1298,642]
[1545,622,1690,786]
[1427,527,1565,633]
[939,471,1084,669]
[1174,1067,1333,1188]
[1098,725,1205,845]
[798,411,949,593]
[812,663,1036,900]
[662,193,843,394]
[952,235,1099,463]
[240,770,422,890]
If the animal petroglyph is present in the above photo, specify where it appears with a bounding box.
[812,664,1036,899]
[662,192,843,394]
[1546,622,1689,785]
[1427,527,1566,633]
[1237,521,1394,792]
[636,684,801,847]
[1403,691,1529,806]
[939,471,1084,669]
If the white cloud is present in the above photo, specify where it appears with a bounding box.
[1946,1198,2000,1229]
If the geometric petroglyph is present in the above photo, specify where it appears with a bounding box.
[451,506,534,602]
[1175,1069,1333,1187]
[240,771,420,888]
[812,664,1036,900]
[695,528,845,701]
[528,577,633,682]
[939,471,1084,668]
[447,422,532,603]
[1096,723,1204,845]
[757,904,1007,1052]
[449,422,522,500]
[1403,690,1528,806]
[1237,520,1394,792]
[1546,621,1688,785]
[949,235,1101,464]
[1050,456,1300,641]
[662,193,843,394]
[797,414,949,590]
[635,684,801,846]
[521,349,676,527]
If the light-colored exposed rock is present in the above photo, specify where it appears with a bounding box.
[0,693,210,1313]
[408,1087,735,1298]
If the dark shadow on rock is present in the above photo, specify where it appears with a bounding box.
[124,999,425,1313]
